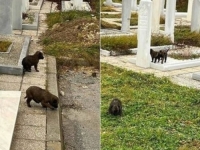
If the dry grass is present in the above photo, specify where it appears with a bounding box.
[0,41,12,52]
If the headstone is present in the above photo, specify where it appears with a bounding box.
[131,0,137,11]
[12,0,22,30]
[121,0,132,32]
[186,0,193,21]
[104,0,113,6]
[151,0,162,33]
[22,0,29,12]
[73,0,83,10]
[165,0,177,42]
[136,0,152,68]
[0,0,13,34]
[191,0,200,33]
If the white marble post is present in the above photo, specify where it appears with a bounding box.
[22,0,29,12]
[187,0,193,21]
[121,0,132,32]
[136,0,152,68]
[104,0,113,6]
[131,0,137,11]
[151,0,162,33]
[73,0,83,10]
[12,0,22,30]
[165,0,177,42]
[191,0,200,32]
[0,0,13,34]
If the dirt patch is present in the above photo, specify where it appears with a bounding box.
[58,67,100,150]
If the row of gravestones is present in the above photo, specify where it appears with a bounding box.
[0,0,31,35]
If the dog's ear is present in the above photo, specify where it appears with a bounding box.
[38,52,44,59]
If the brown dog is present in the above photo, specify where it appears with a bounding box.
[22,51,44,72]
[24,86,59,110]
[108,98,122,116]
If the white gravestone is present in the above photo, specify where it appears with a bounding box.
[191,0,200,33]
[73,0,83,10]
[104,0,113,6]
[165,0,177,42]
[12,0,22,30]
[121,0,132,32]
[151,0,162,33]
[187,0,193,21]
[136,0,152,68]
[0,0,13,34]
[131,0,137,11]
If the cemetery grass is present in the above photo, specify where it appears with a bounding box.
[40,11,100,69]
[101,63,200,150]
[0,41,12,52]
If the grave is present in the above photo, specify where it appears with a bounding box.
[0,35,31,75]
[0,91,21,150]
[22,11,39,30]
[62,1,91,11]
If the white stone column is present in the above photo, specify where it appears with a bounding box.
[12,0,22,30]
[0,0,13,34]
[187,0,193,21]
[121,0,132,32]
[131,0,137,11]
[136,0,152,68]
[191,0,200,32]
[104,0,113,6]
[73,0,83,10]
[165,0,177,42]
[151,0,162,33]
[22,0,29,12]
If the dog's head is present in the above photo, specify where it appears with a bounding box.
[49,95,59,108]
[35,51,44,60]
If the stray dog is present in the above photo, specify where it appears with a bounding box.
[150,48,169,64]
[108,98,122,116]
[24,86,59,110]
[22,51,44,73]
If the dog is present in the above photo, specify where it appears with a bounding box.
[150,48,169,64]
[108,98,122,116]
[22,51,44,73]
[24,86,59,110]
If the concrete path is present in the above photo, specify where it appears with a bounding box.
[0,1,61,150]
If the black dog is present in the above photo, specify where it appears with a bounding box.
[108,98,122,116]
[22,51,44,72]
[150,48,169,64]
[24,86,59,110]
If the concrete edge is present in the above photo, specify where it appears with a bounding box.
[29,0,44,10]
[22,12,39,30]
[0,65,23,75]
[192,72,200,81]
[46,55,63,150]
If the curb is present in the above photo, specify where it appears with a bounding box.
[46,55,63,150]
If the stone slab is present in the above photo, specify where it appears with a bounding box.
[22,12,39,30]
[29,0,44,10]
[0,91,21,150]
[62,1,91,11]
[192,72,200,81]
[47,141,62,150]
[0,82,21,91]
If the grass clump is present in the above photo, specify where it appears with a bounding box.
[101,63,200,150]
[0,41,12,52]
[101,35,137,54]
[151,34,172,46]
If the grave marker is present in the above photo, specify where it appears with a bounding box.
[191,0,200,33]
[121,0,132,32]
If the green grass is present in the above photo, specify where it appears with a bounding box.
[101,63,200,150]
[0,41,12,52]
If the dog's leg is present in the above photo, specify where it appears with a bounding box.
[41,101,54,110]
[34,64,39,72]
[26,98,32,107]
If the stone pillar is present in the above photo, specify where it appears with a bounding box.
[73,0,83,10]
[12,0,22,30]
[187,0,193,21]
[121,0,132,32]
[136,0,152,68]
[104,0,113,6]
[131,0,137,11]
[22,0,29,12]
[165,0,177,42]
[151,0,162,33]
[0,0,13,34]
[191,0,200,32]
